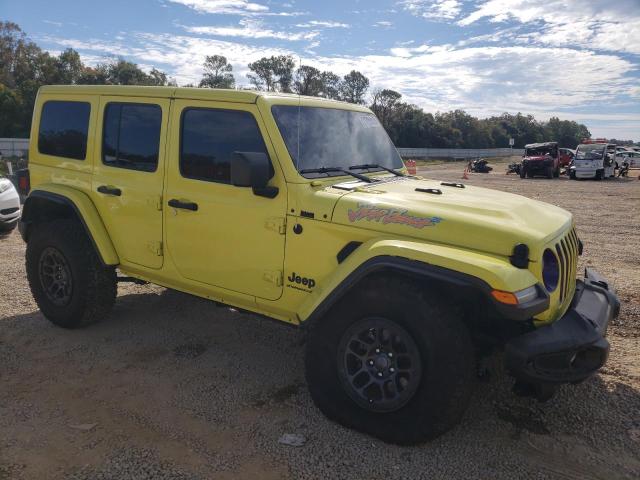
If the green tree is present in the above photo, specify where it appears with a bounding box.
[247,55,295,92]
[339,70,369,104]
[370,88,402,131]
[199,55,235,89]
[293,65,322,96]
[319,71,341,100]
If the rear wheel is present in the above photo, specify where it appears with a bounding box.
[595,169,603,181]
[519,166,526,179]
[305,277,475,444]
[554,165,560,177]
[26,220,116,328]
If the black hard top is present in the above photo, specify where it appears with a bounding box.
[524,142,558,149]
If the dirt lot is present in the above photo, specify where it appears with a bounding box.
[1,162,639,480]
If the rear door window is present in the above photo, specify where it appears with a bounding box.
[38,101,91,160]
[103,103,162,172]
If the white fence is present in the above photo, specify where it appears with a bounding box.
[0,138,29,158]
[397,147,524,159]
[0,138,523,161]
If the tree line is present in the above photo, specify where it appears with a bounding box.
[2,21,634,148]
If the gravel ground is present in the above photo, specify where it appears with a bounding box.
[1,162,639,479]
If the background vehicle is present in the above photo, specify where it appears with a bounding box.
[0,176,21,233]
[570,141,616,180]
[558,148,575,167]
[520,142,560,179]
[615,150,640,169]
[469,157,492,173]
[18,85,619,444]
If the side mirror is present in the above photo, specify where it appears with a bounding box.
[231,151,278,198]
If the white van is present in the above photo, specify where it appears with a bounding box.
[570,142,616,180]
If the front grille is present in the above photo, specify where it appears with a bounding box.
[554,228,578,303]
[0,207,19,215]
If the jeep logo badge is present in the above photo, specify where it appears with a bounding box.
[287,272,316,290]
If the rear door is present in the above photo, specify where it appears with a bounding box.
[91,96,169,269]
[164,100,287,300]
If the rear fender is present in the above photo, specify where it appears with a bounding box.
[20,184,119,265]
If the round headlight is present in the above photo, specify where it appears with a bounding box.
[542,249,559,292]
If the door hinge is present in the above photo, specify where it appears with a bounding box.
[147,241,163,256]
[147,195,163,211]
[263,270,283,286]
[265,217,286,234]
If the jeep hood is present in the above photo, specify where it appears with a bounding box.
[524,155,551,162]
[330,175,572,259]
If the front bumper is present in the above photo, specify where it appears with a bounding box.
[505,268,619,385]
[523,159,553,172]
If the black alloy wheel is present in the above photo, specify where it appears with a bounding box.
[337,317,422,413]
[38,246,73,306]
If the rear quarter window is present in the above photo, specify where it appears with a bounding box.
[38,100,91,160]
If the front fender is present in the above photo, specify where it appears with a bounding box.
[20,184,119,265]
[298,238,541,323]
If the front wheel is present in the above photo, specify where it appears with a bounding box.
[305,277,475,444]
[545,166,554,179]
[595,169,603,181]
[26,220,117,328]
[520,166,527,178]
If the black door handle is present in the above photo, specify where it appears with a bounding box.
[168,199,198,211]
[97,185,122,196]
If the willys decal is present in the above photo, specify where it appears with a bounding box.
[347,203,442,229]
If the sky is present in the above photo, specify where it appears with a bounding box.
[4,0,640,141]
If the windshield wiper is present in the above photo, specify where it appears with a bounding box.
[349,163,406,177]
[300,166,376,183]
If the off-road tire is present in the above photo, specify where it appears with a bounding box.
[519,166,526,179]
[305,276,475,444]
[554,166,560,178]
[595,169,603,181]
[545,166,554,179]
[570,170,576,180]
[26,219,116,328]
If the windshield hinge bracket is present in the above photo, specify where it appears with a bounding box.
[263,270,283,286]
[265,217,286,235]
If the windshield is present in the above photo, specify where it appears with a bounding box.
[271,105,403,178]
[575,144,605,160]
[525,147,554,156]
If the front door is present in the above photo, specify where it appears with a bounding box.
[164,100,287,300]
[91,96,169,269]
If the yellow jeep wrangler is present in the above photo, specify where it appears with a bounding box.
[19,85,619,444]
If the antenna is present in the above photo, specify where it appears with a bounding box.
[296,55,302,170]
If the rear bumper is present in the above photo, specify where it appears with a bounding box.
[505,268,619,385]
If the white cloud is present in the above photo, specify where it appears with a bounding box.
[165,0,268,14]
[399,0,462,21]
[183,18,319,41]
[295,20,349,28]
[458,0,640,55]
[39,31,640,139]
[43,20,63,27]
[373,21,393,28]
